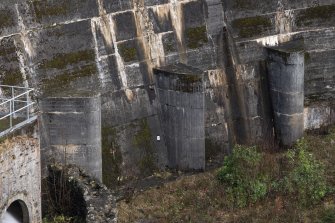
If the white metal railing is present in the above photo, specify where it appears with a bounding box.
[0,85,36,137]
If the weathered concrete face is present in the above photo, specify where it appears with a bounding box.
[0,136,41,223]
[267,46,305,146]
[154,63,205,170]
[39,95,102,181]
[304,102,335,130]
[0,0,334,186]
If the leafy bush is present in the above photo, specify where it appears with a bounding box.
[282,139,327,207]
[217,145,268,207]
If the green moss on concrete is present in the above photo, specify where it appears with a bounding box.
[42,64,97,93]
[32,0,68,22]
[296,4,335,26]
[175,74,203,93]
[233,16,272,38]
[304,52,311,63]
[162,34,177,53]
[270,50,291,64]
[0,9,14,29]
[185,26,208,49]
[39,50,95,69]
[48,26,66,37]
[234,0,253,9]
[205,138,222,161]
[132,119,156,176]
[164,42,175,53]
[179,74,202,83]
[1,69,23,86]
[118,44,137,62]
[102,127,123,188]
[0,46,17,58]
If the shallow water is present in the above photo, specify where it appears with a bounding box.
[1,212,20,223]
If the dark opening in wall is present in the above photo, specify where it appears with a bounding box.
[42,165,87,223]
[5,200,30,223]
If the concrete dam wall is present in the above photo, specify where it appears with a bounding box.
[0,0,334,187]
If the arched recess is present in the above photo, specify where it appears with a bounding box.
[3,200,30,223]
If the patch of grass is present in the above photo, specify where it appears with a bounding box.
[305,127,335,187]
[118,171,226,222]
[320,206,335,223]
[118,127,335,222]
[281,139,328,207]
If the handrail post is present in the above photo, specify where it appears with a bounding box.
[9,100,12,128]
[11,86,15,120]
[26,92,29,120]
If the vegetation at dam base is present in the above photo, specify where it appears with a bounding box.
[118,127,335,223]
[38,127,335,223]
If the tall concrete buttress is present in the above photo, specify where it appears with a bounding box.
[267,44,305,146]
[154,63,205,170]
[39,93,102,181]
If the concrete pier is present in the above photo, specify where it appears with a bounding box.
[267,44,305,146]
[154,63,205,170]
[40,94,102,181]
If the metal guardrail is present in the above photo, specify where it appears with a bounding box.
[0,85,37,137]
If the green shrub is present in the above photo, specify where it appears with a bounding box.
[282,139,327,207]
[217,145,268,207]
[217,139,328,208]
